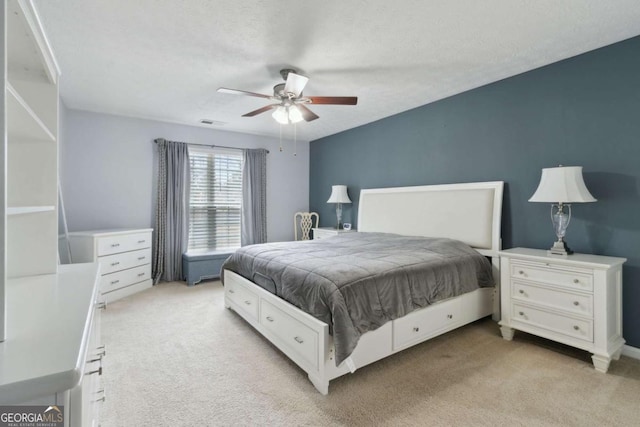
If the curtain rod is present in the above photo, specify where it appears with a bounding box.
[154,140,269,153]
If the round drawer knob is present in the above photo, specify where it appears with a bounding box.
[519,311,524,316]
[447,314,453,319]
[519,270,524,275]
[519,290,524,294]
[573,279,579,284]
[573,325,580,330]
[573,301,579,306]
[413,327,419,332]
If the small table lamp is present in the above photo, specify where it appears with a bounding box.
[327,185,352,229]
[529,166,596,256]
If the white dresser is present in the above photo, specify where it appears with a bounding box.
[499,247,626,373]
[69,229,153,303]
[312,227,357,240]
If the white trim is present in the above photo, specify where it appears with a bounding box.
[622,344,640,360]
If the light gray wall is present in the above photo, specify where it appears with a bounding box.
[60,107,309,242]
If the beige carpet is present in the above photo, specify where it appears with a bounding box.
[100,280,640,426]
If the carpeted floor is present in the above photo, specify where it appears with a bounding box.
[100,280,640,426]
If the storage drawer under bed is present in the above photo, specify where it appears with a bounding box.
[260,299,319,370]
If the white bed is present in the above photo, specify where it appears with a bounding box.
[224,181,504,394]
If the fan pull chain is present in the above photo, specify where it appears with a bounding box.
[279,124,283,152]
[294,123,297,156]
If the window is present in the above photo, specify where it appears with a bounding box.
[188,147,243,251]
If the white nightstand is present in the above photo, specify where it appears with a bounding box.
[499,247,626,373]
[312,227,357,240]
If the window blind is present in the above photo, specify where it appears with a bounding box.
[188,147,243,251]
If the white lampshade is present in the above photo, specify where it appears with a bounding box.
[288,105,304,123]
[529,166,596,203]
[272,106,289,124]
[327,185,352,204]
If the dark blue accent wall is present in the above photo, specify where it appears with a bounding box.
[310,36,640,347]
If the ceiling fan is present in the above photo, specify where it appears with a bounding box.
[217,69,358,124]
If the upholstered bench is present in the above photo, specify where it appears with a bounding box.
[183,250,234,286]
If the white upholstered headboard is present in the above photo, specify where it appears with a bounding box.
[357,181,504,256]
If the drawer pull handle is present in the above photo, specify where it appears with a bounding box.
[573,279,579,284]
[244,300,251,305]
[87,355,104,363]
[138,256,146,260]
[97,345,106,357]
[228,289,235,294]
[413,327,419,332]
[96,302,107,310]
[111,262,120,266]
[110,279,119,285]
[573,301,579,306]
[266,316,274,322]
[447,314,453,319]
[519,290,524,294]
[138,240,146,244]
[519,311,524,316]
[86,366,103,376]
[573,325,580,331]
[94,395,106,403]
[294,336,304,344]
[138,272,145,277]
[111,243,120,247]
[518,270,524,275]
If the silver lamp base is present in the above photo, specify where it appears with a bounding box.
[547,239,573,257]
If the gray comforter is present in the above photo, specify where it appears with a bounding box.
[221,232,494,366]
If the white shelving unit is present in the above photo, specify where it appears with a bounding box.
[0,2,105,425]
[4,0,59,282]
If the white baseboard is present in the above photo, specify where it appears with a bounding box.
[622,345,640,360]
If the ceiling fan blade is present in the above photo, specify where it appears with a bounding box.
[283,72,309,98]
[218,87,272,99]
[242,104,278,117]
[306,96,358,105]
[297,104,319,122]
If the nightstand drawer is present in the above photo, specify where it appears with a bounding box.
[511,262,592,292]
[512,303,593,342]
[512,281,593,317]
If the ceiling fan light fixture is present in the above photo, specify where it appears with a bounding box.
[272,106,289,124]
[288,105,304,124]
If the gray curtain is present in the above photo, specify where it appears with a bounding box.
[152,138,190,283]
[241,148,268,246]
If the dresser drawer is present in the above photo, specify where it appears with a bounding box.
[512,281,593,317]
[393,297,461,350]
[260,299,318,369]
[97,232,152,256]
[98,248,151,275]
[100,264,150,293]
[511,261,593,292]
[512,303,593,342]
[226,280,259,321]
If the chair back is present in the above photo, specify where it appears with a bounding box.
[294,212,319,241]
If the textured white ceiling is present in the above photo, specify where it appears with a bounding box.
[34,0,640,142]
